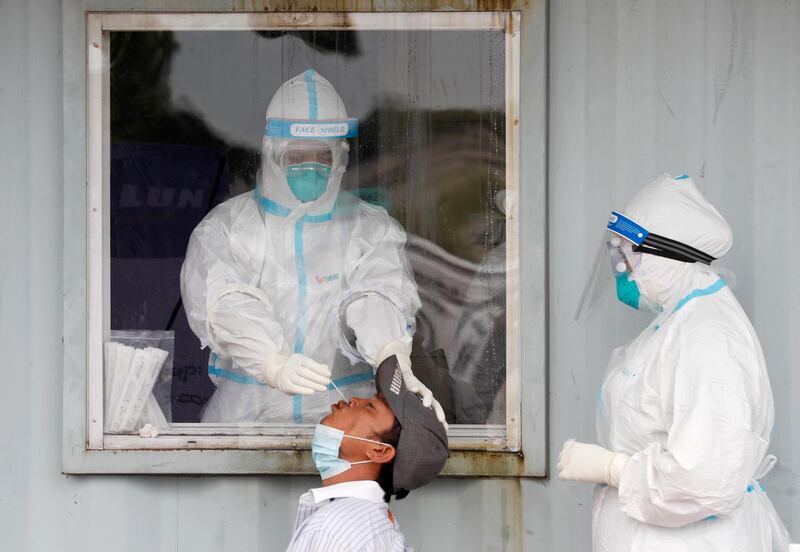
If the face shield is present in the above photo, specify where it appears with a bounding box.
[575,232,642,322]
[264,117,357,203]
[575,211,719,321]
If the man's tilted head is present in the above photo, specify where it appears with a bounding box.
[373,356,450,495]
[321,394,398,444]
[311,394,400,497]
[311,357,449,501]
[321,394,402,474]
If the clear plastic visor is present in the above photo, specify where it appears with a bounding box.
[275,141,336,172]
[574,231,643,321]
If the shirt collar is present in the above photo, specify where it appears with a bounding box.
[308,480,385,505]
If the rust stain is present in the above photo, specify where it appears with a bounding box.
[500,479,524,551]
[476,0,516,10]
[441,450,530,478]
[220,0,526,11]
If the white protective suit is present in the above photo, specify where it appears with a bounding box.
[180,70,421,423]
[589,174,790,550]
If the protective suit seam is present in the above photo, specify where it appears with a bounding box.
[293,218,307,423]
[672,279,726,314]
[304,69,318,120]
[254,190,292,218]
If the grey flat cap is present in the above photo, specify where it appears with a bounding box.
[375,356,450,492]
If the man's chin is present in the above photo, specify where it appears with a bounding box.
[319,414,333,425]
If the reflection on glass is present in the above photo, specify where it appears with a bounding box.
[108,29,506,430]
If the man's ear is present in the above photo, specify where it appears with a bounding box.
[366,444,396,464]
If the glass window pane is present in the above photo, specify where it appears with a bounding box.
[107,28,507,433]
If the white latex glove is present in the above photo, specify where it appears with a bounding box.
[376,339,449,430]
[557,439,630,487]
[258,352,332,396]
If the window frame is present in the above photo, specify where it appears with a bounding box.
[63,6,547,477]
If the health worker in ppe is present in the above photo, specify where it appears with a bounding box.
[559,173,790,551]
[181,69,446,425]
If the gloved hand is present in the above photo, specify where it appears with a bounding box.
[258,352,332,396]
[557,440,630,487]
[376,340,449,430]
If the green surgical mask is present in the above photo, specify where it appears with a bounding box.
[615,271,641,310]
[286,162,332,202]
[615,271,662,313]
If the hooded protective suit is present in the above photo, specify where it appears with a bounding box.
[180,70,421,423]
[568,174,789,551]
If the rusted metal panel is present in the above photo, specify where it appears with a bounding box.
[94,11,512,30]
[64,447,528,477]
[441,450,526,477]
[102,0,531,13]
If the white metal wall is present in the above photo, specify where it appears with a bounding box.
[546,1,800,550]
[1,0,799,550]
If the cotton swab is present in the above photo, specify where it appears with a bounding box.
[330,380,348,402]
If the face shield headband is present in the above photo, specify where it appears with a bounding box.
[608,211,716,265]
[265,118,358,140]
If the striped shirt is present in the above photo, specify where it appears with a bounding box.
[286,480,412,552]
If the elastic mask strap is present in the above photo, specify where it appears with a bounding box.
[341,435,391,467]
[343,434,391,448]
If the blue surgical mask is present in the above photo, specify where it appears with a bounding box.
[311,423,389,480]
[615,271,661,313]
[286,162,332,202]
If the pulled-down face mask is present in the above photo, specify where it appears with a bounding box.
[311,423,392,480]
